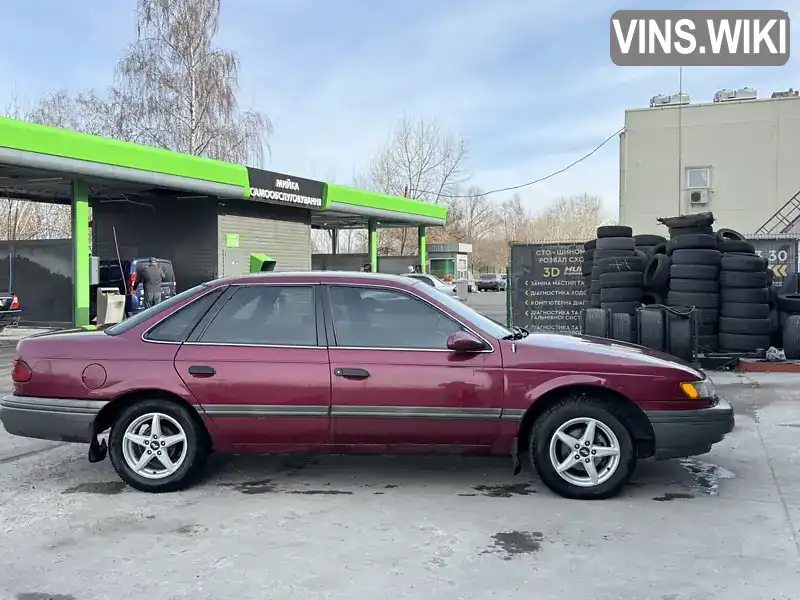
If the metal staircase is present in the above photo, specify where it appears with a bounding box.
[755,189,800,235]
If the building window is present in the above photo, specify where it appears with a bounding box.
[686,167,711,189]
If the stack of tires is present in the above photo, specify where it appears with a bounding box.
[633,234,666,258]
[778,275,800,358]
[718,249,772,353]
[594,226,644,343]
[665,231,721,352]
[582,240,597,307]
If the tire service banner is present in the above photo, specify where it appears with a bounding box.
[510,243,587,333]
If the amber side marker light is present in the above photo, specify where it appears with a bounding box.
[680,379,715,400]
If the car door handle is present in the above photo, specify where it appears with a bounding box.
[334,368,370,379]
[188,365,216,377]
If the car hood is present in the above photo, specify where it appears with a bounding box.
[509,332,704,378]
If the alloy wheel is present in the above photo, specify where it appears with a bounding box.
[121,412,188,480]
[548,417,621,487]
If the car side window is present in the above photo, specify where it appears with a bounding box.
[328,286,461,349]
[198,285,317,346]
[144,288,224,342]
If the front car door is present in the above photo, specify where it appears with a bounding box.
[172,283,331,451]
[324,283,504,451]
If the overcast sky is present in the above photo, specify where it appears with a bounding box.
[2,0,798,217]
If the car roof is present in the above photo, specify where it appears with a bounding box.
[217,271,419,287]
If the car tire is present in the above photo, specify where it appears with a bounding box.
[530,397,637,500]
[777,293,800,313]
[596,237,635,251]
[596,256,646,274]
[643,254,671,291]
[599,271,644,287]
[634,234,667,246]
[718,316,771,336]
[666,234,718,254]
[601,287,643,303]
[597,225,633,239]
[720,254,766,272]
[721,287,770,304]
[720,302,770,319]
[637,307,666,351]
[719,271,768,289]
[666,313,694,361]
[610,312,635,342]
[581,307,609,337]
[601,301,641,315]
[669,264,719,280]
[666,291,720,309]
[716,227,747,242]
[718,240,756,254]
[784,315,800,359]
[669,278,719,293]
[109,399,209,493]
[718,332,771,353]
[671,249,722,266]
[669,225,714,238]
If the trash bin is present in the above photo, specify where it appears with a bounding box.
[96,287,126,325]
[455,279,469,301]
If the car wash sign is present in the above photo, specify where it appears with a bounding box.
[247,168,325,209]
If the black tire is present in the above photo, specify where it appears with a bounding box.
[109,399,208,493]
[769,286,779,308]
[784,315,800,359]
[594,249,635,260]
[769,308,780,333]
[582,250,595,262]
[643,254,671,291]
[721,287,770,304]
[666,314,694,361]
[584,239,597,251]
[596,255,646,274]
[720,302,770,319]
[581,308,609,337]
[667,234,718,253]
[647,242,668,258]
[697,334,718,353]
[601,287,643,303]
[720,254,766,272]
[634,249,648,262]
[766,268,774,287]
[719,271,768,289]
[718,316,771,335]
[777,293,800,312]
[529,398,636,500]
[582,262,594,276]
[591,265,602,280]
[637,307,665,351]
[601,301,641,314]
[590,294,601,308]
[610,312,635,342]
[634,234,667,246]
[669,278,719,293]
[718,240,755,254]
[670,225,714,238]
[780,311,790,329]
[671,249,722,266]
[716,228,746,242]
[590,279,601,294]
[641,291,664,305]
[597,225,633,239]
[666,291,720,309]
[669,264,718,280]
[599,271,644,287]
[596,237,635,250]
[718,332,771,353]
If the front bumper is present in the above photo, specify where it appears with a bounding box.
[646,396,734,460]
[0,395,108,443]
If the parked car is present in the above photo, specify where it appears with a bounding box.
[404,272,458,298]
[0,293,21,332]
[90,258,176,321]
[0,272,734,500]
[477,273,506,292]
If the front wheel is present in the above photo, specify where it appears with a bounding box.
[530,398,636,499]
[109,399,208,493]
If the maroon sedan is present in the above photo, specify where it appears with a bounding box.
[0,272,733,499]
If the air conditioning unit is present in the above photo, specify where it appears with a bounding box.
[772,88,799,98]
[714,87,757,102]
[650,93,690,107]
[687,189,711,205]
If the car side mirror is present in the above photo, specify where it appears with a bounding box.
[447,330,485,353]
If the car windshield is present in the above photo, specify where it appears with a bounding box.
[414,282,512,339]
[104,283,213,336]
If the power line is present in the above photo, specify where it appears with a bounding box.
[409,126,625,199]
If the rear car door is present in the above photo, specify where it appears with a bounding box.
[173,283,331,449]
[325,284,503,449]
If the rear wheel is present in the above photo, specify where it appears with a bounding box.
[109,399,208,493]
[529,398,636,499]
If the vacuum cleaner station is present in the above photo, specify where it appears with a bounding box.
[0,116,447,327]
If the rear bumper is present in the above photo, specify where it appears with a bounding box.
[0,310,22,323]
[0,395,107,443]
[646,397,735,460]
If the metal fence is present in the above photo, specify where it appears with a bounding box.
[508,235,800,332]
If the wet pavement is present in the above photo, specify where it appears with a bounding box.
[0,345,799,598]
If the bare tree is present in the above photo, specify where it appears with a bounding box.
[116,0,272,165]
[529,194,608,241]
[364,116,469,255]
[444,185,498,242]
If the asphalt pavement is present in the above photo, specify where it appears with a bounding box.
[1,330,800,598]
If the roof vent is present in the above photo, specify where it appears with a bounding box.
[714,87,757,102]
[772,88,799,98]
[649,93,690,108]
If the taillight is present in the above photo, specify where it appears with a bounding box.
[129,273,136,294]
[10,294,19,309]
[12,360,32,383]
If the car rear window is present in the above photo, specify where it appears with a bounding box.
[480,274,497,280]
[105,283,213,336]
